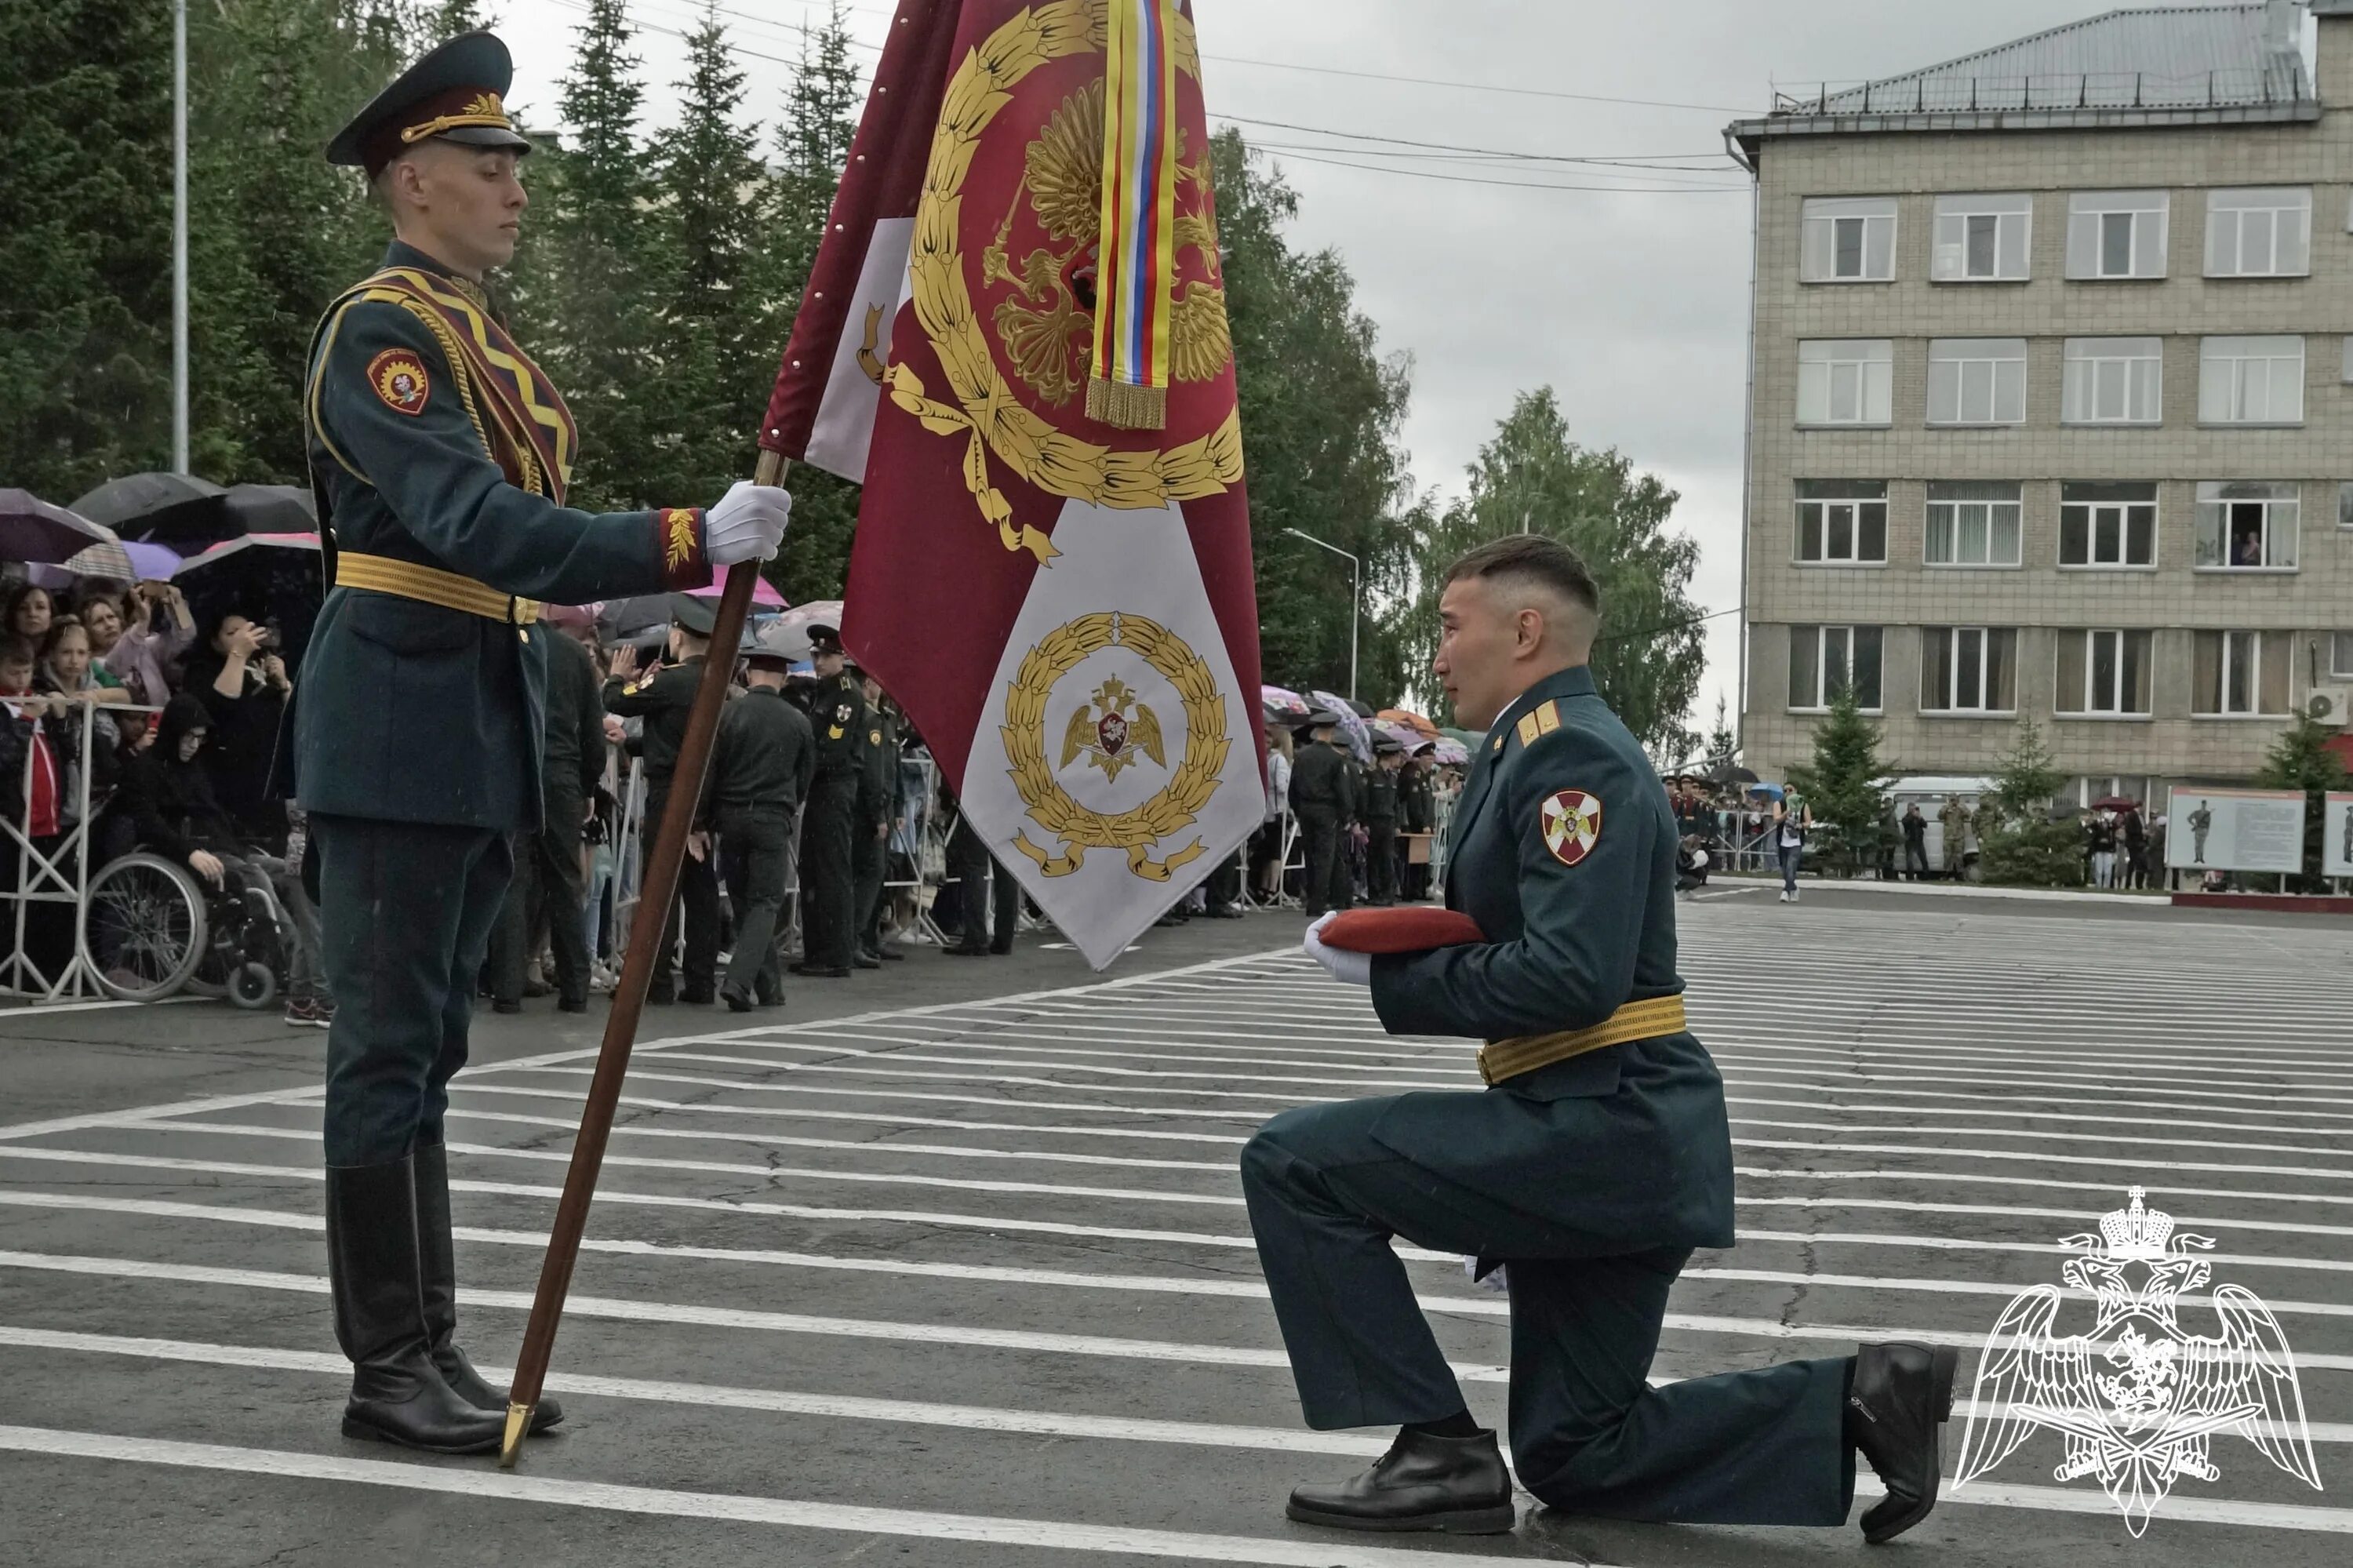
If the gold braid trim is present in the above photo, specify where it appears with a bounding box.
[1001,610,1227,879]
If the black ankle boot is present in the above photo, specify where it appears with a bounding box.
[413,1142,562,1433]
[1846,1341,1958,1544]
[325,1158,505,1453]
[1285,1426,1515,1534]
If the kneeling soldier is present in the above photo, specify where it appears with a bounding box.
[1242,536,1955,1541]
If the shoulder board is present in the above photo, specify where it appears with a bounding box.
[1513,700,1562,748]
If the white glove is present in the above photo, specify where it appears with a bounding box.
[705,480,792,568]
[1303,910,1370,987]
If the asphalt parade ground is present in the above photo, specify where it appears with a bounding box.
[1,886,2349,1566]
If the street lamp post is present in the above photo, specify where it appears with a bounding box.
[1282,526,1360,701]
[171,0,189,475]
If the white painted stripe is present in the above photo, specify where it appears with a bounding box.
[1729,1115,2353,1167]
[1725,1086,2353,1131]
[0,1327,1387,1458]
[459,1081,1253,1144]
[103,1122,1256,1208]
[710,1035,1471,1093]
[562,1056,1282,1119]
[0,1426,1561,1566]
[1734,1135,2353,1184]
[1733,1162,2353,1210]
[9,1248,2353,1373]
[646,1054,1305,1106]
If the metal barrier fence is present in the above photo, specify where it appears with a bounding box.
[0,698,164,1003]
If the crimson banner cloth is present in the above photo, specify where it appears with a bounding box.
[762,0,1263,968]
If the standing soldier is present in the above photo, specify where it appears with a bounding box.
[1246,537,1955,1541]
[1399,748,1435,901]
[296,31,787,1454]
[1287,713,1353,918]
[794,627,864,977]
[1362,738,1403,905]
[849,661,900,967]
[710,625,814,1011]
[941,777,1024,956]
[1937,793,1970,879]
[486,606,603,1013]
[602,600,722,1004]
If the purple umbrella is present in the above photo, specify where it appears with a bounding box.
[1260,684,1311,719]
[0,489,125,566]
[1308,689,1374,763]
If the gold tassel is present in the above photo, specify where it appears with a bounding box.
[1086,377,1167,431]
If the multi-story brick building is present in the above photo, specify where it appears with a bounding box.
[1727,0,2353,805]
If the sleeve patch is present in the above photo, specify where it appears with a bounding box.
[657,507,713,591]
[366,348,431,415]
[1540,788,1602,867]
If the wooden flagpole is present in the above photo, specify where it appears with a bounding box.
[497,450,790,1467]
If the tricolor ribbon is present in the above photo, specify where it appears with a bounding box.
[1088,0,1179,432]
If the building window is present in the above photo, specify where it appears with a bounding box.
[1794,480,1888,564]
[2056,630,2154,716]
[1927,339,2027,425]
[2332,631,2353,678]
[1932,193,2031,281]
[2192,630,2290,715]
[2061,338,2161,424]
[2194,481,2299,569]
[1924,481,2022,566]
[2059,482,2157,569]
[1796,340,1893,426]
[2340,482,2353,529]
[1789,624,1883,711]
[2205,187,2311,278]
[2198,336,2304,424]
[1921,627,2017,713]
[2066,190,2167,278]
[1800,196,1897,282]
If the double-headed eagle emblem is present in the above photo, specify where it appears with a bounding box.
[1955,1187,2322,1534]
[1058,675,1164,784]
[981,79,1231,409]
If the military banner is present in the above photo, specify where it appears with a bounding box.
[760,0,1264,968]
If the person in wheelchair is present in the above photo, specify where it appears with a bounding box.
[111,694,331,1022]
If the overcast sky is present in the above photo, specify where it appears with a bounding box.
[493,0,2262,739]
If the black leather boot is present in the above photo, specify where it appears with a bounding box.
[1846,1341,1958,1544]
[325,1158,505,1453]
[1285,1426,1515,1534]
[413,1142,562,1433]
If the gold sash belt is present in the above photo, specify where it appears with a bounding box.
[336,551,541,626]
[1478,995,1688,1086]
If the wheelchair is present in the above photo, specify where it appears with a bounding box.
[79,849,289,1007]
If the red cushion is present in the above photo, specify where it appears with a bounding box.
[1319,907,1486,955]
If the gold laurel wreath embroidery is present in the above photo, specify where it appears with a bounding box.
[1000,610,1229,880]
[893,0,1243,564]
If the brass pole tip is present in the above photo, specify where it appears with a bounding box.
[498,1402,533,1468]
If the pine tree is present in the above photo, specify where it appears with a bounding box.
[1978,719,2082,887]
[0,0,175,495]
[646,4,769,507]
[765,2,865,607]
[522,0,663,511]
[1785,686,1889,878]
[2257,711,2351,891]
[431,0,494,38]
[1704,694,1735,771]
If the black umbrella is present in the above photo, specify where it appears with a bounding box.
[597,594,700,638]
[1710,763,1760,787]
[173,533,325,664]
[0,489,125,565]
[70,471,227,543]
[219,483,316,535]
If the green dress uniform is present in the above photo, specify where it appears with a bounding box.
[603,633,721,1002]
[487,624,603,1009]
[796,664,866,973]
[1400,761,1435,901]
[711,682,814,1006]
[852,700,900,962]
[1287,733,1355,918]
[293,29,714,1454]
[1241,665,1854,1525]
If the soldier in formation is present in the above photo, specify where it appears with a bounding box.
[1287,711,1358,918]
[296,31,787,1453]
[1250,536,1955,1543]
[603,598,722,1004]
[709,625,815,1011]
[795,627,865,978]
[486,606,603,1013]
[850,661,903,967]
[1362,737,1403,905]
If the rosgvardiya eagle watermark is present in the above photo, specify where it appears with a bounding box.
[1955,1187,2322,1534]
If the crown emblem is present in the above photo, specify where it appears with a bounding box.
[2097,1187,2174,1260]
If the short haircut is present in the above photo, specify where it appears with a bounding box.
[1442,535,1601,620]
[0,638,34,670]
